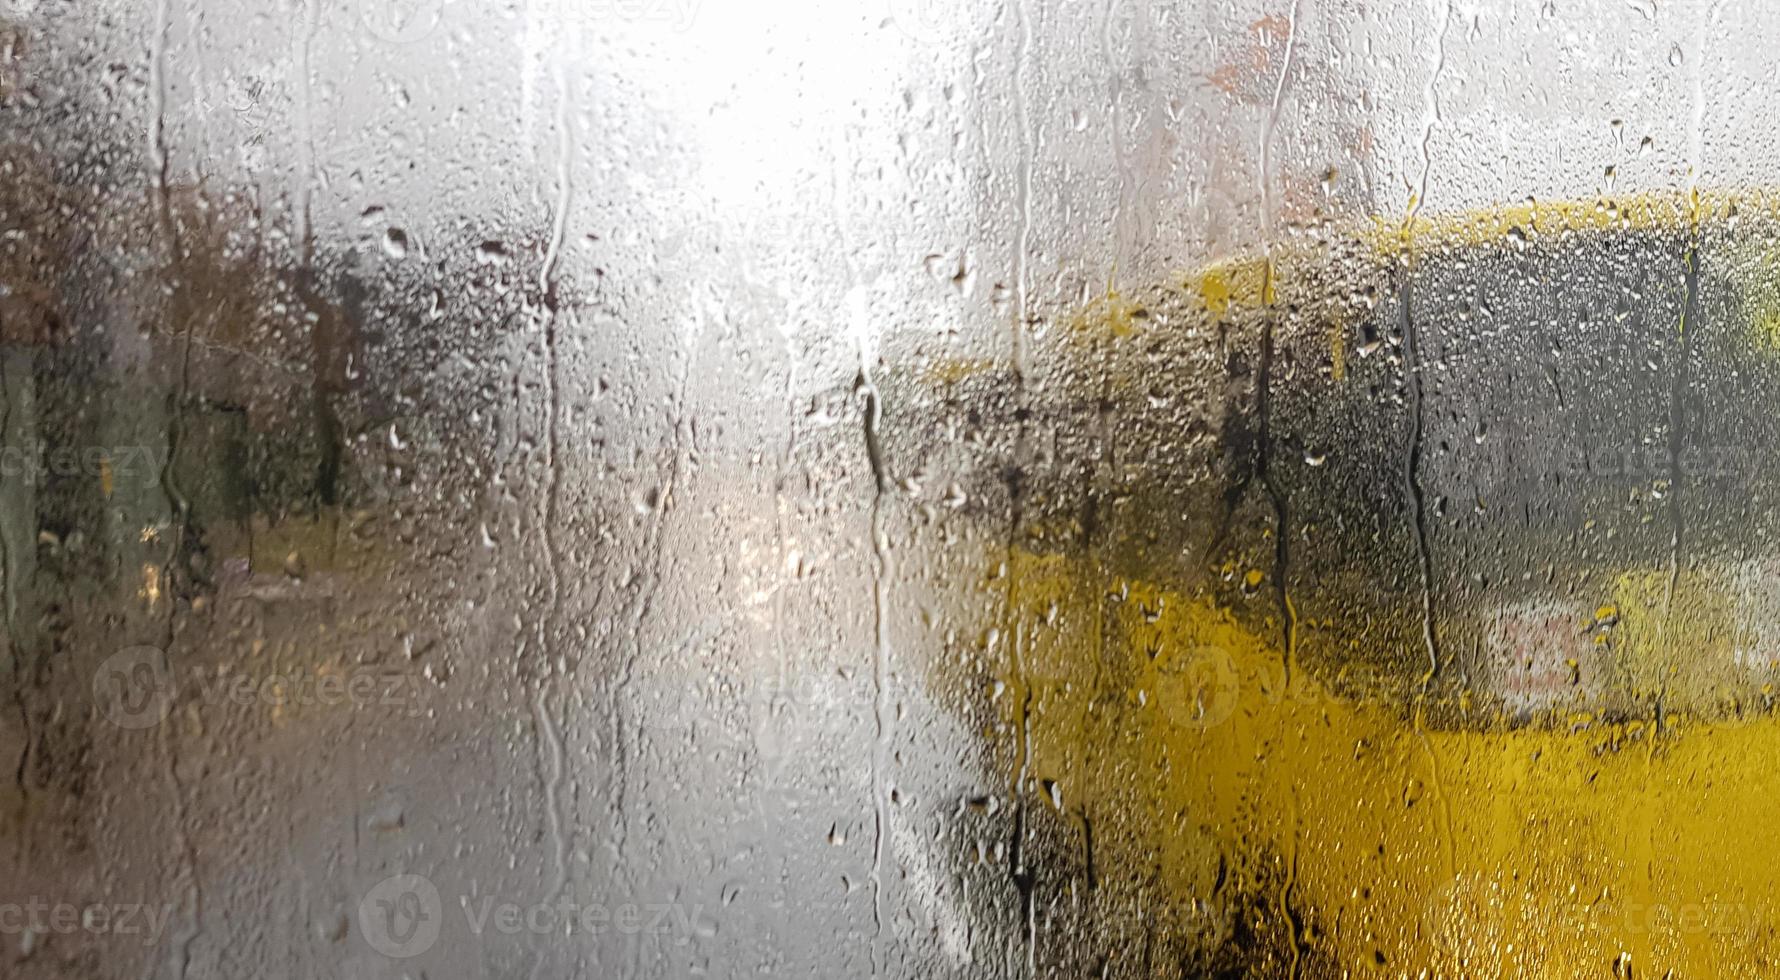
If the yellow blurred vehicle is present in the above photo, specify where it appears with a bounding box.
[908,191,1780,976]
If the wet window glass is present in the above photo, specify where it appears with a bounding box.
[2,0,1776,976]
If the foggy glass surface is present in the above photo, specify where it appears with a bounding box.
[4,0,1780,976]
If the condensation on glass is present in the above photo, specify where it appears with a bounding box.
[1,0,1777,976]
